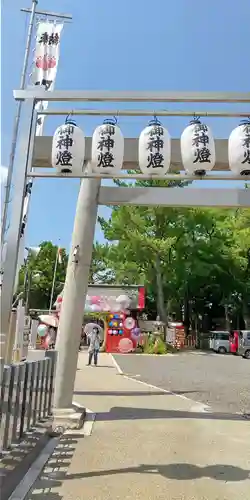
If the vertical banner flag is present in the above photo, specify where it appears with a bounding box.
[58,247,62,264]
[15,22,64,286]
[32,22,64,136]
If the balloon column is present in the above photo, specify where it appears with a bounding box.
[106,312,141,354]
[37,324,48,337]
[36,323,49,350]
[107,313,125,336]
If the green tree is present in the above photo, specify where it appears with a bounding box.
[17,241,67,310]
[98,178,190,325]
[97,183,249,332]
[89,242,115,284]
[222,209,250,328]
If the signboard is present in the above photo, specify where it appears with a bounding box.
[86,285,145,311]
[54,284,145,314]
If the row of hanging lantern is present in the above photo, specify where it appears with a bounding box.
[51,116,250,176]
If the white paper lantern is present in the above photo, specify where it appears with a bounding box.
[181,119,215,175]
[228,120,250,175]
[139,119,171,175]
[52,118,85,174]
[91,118,124,174]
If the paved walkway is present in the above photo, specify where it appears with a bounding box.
[28,353,250,500]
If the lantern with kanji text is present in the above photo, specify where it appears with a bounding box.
[51,117,85,174]
[228,120,250,175]
[139,118,171,175]
[91,118,124,174]
[181,119,215,175]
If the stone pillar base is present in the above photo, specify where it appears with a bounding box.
[50,407,86,435]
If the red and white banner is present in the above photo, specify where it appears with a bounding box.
[33,21,64,136]
[15,22,64,288]
[57,247,62,265]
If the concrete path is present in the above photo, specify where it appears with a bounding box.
[28,352,250,500]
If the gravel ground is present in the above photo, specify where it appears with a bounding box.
[114,352,250,415]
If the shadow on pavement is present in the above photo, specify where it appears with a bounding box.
[73,390,202,397]
[27,434,83,500]
[95,406,248,422]
[27,433,249,500]
[29,462,250,492]
[77,365,114,370]
[60,463,250,482]
[0,429,51,500]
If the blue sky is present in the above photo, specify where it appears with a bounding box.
[1,0,250,251]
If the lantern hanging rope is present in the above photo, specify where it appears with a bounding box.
[103,116,118,125]
[239,117,250,125]
[189,114,201,125]
[65,111,76,126]
[148,115,162,127]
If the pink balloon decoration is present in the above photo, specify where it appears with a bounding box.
[90,295,100,305]
[43,335,50,349]
[118,338,134,354]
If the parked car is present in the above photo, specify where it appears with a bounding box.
[209,331,230,354]
[238,330,250,359]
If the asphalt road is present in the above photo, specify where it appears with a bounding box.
[114,351,250,416]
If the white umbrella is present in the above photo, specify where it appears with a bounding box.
[38,314,59,328]
[84,322,104,340]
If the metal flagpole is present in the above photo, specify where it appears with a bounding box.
[1,3,72,255]
[0,5,72,369]
[1,0,38,250]
[11,11,71,297]
[49,244,60,313]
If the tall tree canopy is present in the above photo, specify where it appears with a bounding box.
[18,185,250,330]
[17,241,67,310]
[97,180,250,330]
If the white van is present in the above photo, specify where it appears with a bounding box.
[209,331,230,354]
[238,331,250,359]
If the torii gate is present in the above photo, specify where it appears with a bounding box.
[1,89,250,415]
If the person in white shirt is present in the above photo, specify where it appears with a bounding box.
[87,327,100,366]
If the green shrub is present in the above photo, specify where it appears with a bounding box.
[143,335,167,355]
[154,338,167,354]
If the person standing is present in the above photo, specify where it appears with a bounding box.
[87,326,100,366]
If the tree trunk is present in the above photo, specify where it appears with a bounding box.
[224,305,231,331]
[155,256,167,340]
[183,288,190,337]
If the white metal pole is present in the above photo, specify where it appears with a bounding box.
[54,179,101,409]
[0,100,36,370]
[49,245,60,313]
[1,0,38,249]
